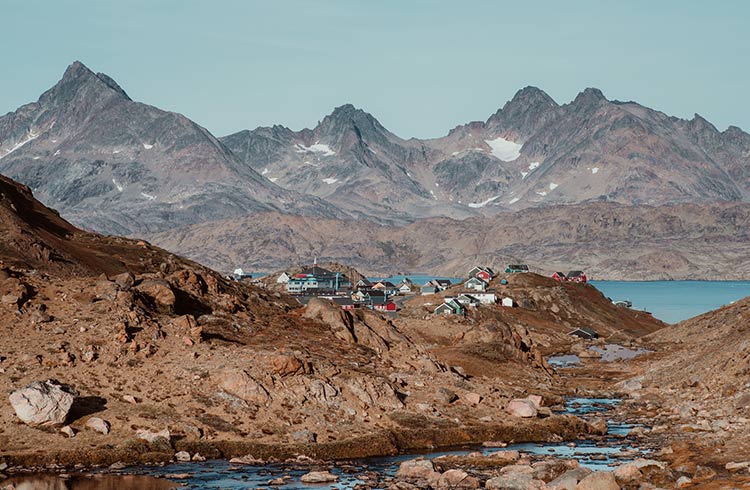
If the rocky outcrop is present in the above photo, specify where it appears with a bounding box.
[9,380,77,426]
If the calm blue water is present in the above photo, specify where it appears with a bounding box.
[590,281,750,324]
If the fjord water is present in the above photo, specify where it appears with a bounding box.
[591,280,750,324]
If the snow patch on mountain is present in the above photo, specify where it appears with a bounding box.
[112,178,124,192]
[141,192,156,200]
[296,143,336,156]
[508,197,520,204]
[485,136,522,161]
[0,130,40,160]
[468,195,501,208]
[591,167,599,174]
[549,182,558,190]
[143,143,154,150]
[322,177,339,184]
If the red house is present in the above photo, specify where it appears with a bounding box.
[566,270,587,283]
[476,270,492,282]
[551,272,567,282]
[374,301,398,312]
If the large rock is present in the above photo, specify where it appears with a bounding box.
[575,471,619,490]
[506,398,538,418]
[219,370,270,405]
[135,279,176,313]
[300,471,338,483]
[437,469,480,489]
[397,458,439,481]
[85,417,111,434]
[270,354,307,376]
[486,473,544,490]
[547,468,593,490]
[9,380,78,426]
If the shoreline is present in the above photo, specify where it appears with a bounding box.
[1,414,596,473]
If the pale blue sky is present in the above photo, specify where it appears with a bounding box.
[2,0,749,138]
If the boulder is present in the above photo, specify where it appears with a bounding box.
[135,279,176,313]
[397,459,439,481]
[575,471,619,490]
[85,417,111,435]
[60,425,76,438]
[270,354,307,376]
[726,461,750,472]
[112,272,135,291]
[506,399,538,418]
[547,468,592,490]
[490,450,520,463]
[676,476,692,488]
[9,380,78,426]
[300,471,337,483]
[618,379,643,393]
[174,451,191,462]
[464,392,482,405]
[219,370,270,405]
[527,394,543,408]
[229,455,264,465]
[486,473,544,490]
[589,417,608,435]
[613,463,642,482]
[437,469,480,489]
[136,428,171,443]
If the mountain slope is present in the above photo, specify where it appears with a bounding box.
[0,61,343,235]
[143,201,750,280]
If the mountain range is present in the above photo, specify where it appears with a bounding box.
[1,61,748,278]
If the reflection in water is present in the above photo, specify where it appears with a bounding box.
[2,474,176,490]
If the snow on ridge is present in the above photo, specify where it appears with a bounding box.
[143,143,154,150]
[269,177,278,182]
[549,182,558,190]
[508,197,520,204]
[262,168,269,175]
[296,142,336,156]
[0,130,41,160]
[322,177,339,184]
[468,195,501,208]
[521,171,528,179]
[112,178,124,192]
[591,167,599,174]
[536,190,547,197]
[141,192,157,201]
[484,136,522,161]
[528,161,540,171]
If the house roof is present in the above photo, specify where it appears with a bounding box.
[567,270,585,277]
[435,279,452,286]
[569,326,598,337]
[331,297,355,306]
[507,264,529,270]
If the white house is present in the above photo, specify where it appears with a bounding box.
[501,297,515,307]
[276,272,290,284]
[469,292,497,304]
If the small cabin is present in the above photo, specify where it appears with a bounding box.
[569,327,598,340]
[421,281,439,295]
[505,264,529,273]
[434,299,463,315]
[567,271,587,283]
[464,277,488,292]
[468,266,495,282]
[501,297,514,307]
[456,294,480,306]
[551,272,567,282]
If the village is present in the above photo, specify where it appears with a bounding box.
[241,263,591,321]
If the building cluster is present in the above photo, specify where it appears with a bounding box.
[275,265,416,312]
[433,266,514,316]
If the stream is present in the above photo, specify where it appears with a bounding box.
[2,398,651,489]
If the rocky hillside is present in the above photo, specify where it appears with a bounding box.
[144,201,750,280]
[0,61,342,236]
[616,296,750,465]
[1,172,658,468]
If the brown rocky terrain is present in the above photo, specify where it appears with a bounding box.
[0,173,668,476]
[145,202,750,280]
[623,297,750,469]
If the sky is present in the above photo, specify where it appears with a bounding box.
[2,0,749,138]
